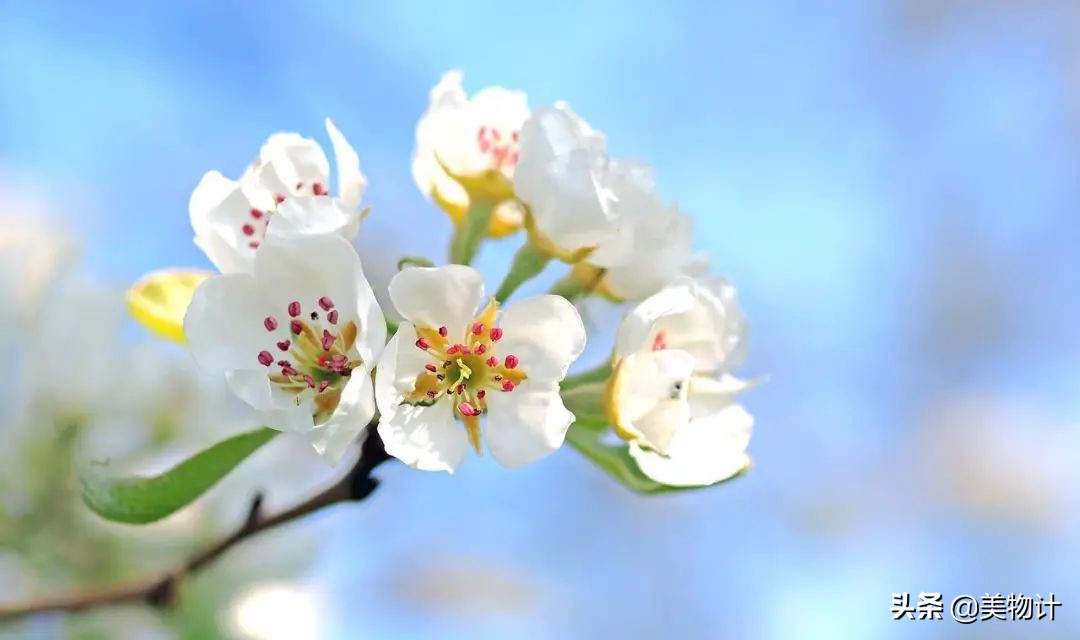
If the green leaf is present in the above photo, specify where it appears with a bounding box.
[562,362,613,390]
[449,199,494,265]
[494,243,550,303]
[564,424,748,495]
[397,255,435,270]
[80,427,279,524]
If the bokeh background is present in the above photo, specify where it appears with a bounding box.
[2,1,1080,638]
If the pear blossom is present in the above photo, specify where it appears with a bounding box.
[513,103,624,261]
[375,265,586,472]
[190,118,366,274]
[184,232,386,464]
[608,276,753,486]
[576,161,700,301]
[412,70,530,237]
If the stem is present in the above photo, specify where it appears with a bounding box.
[0,427,392,623]
[561,362,612,390]
[449,200,494,265]
[494,243,550,304]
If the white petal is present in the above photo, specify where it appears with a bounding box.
[629,404,753,487]
[596,204,695,301]
[308,368,376,465]
[613,280,697,359]
[268,196,359,242]
[184,273,274,374]
[688,374,756,419]
[387,265,484,331]
[252,133,331,198]
[656,277,748,373]
[325,118,367,210]
[610,349,695,454]
[513,104,615,253]
[497,295,586,385]
[376,326,467,472]
[412,71,469,204]
[484,383,572,468]
[189,171,259,274]
[253,232,385,365]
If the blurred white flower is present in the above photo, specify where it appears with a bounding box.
[190,119,365,274]
[0,207,79,333]
[376,265,585,472]
[226,581,324,640]
[413,70,529,236]
[609,277,753,486]
[184,232,385,464]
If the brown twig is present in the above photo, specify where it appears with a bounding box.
[0,428,391,623]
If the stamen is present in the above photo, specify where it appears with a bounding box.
[321,330,335,351]
[250,208,264,219]
[501,379,515,392]
[446,344,461,355]
[248,241,260,249]
[471,322,484,336]
[456,384,466,395]
[504,354,519,369]
[242,224,255,236]
[415,337,432,350]
[438,326,448,337]
[318,296,334,311]
[312,182,326,196]
[485,356,497,367]
[310,311,319,320]
[290,320,303,334]
[457,401,481,416]
[303,374,315,388]
[477,390,486,399]
[489,327,503,341]
[288,301,301,317]
[276,339,291,351]
[475,344,487,355]
[318,380,330,393]
[274,193,286,204]
[264,316,278,331]
[328,310,339,324]
[258,351,273,366]
[425,364,437,373]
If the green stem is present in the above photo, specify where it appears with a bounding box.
[561,361,612,390]
[449,200,494,265]
[548,273,586,301]
[494,243,550,303]
[396,255,434,270]
[559,381,608,426]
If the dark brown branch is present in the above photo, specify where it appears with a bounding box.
[0,428,391,623]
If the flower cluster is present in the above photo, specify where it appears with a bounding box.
[137,70,756,488]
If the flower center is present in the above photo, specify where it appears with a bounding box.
[476,126,520,171]
[256,295,360,419]
[403,298,527,452]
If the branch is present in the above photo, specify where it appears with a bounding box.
[0,427,392,623]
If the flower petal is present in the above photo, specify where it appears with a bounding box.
[308,367,376,465]
[325,118,367,210]
[613,279,697,359]
[514,104,615,253]
[413,70,469,205]
[484,383,572,468]
[497,295,586,385]
[268,196,359,242]
[629,404,753,487]
[387,265,484,331]
[608,349,695,453]
[252,132,331,198]
[189,171,260,274]
[184,273,274,374]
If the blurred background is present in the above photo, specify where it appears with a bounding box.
[2,0,1080,638]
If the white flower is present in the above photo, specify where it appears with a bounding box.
[190,118,366,274]
[375,265,586,472]
[579,161,699,300]
[184,232,386,464]
[513,103,623,261]
[412,70,530,237]
[608,276,753,486]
